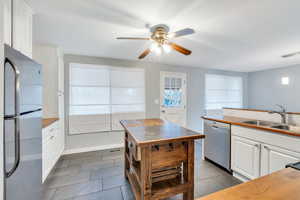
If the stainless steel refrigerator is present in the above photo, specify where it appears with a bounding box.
[3,44,44,200]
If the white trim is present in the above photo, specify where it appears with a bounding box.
[62,143,124,155]
[233,171,249,183]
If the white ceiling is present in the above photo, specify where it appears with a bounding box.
[27,0,300,72]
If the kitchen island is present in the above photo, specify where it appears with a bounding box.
[197,167,300,200]
[120,119,205,200]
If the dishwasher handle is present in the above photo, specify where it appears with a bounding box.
[208,122,230,129]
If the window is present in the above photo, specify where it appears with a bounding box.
[163,77,183,107]
[69,63,145,135]
[205,74,243,110]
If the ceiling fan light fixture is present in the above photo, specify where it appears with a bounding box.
[117,24,194,59]
[154,46,162,55]
[150,42,159,52]
[163,44,171,53]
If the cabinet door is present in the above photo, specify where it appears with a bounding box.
[42,128,56,182]
[231,136,261,180]
[261,144,300,176]
[3,0,12,45]
[13,0,32,57]
[42,122,61,182]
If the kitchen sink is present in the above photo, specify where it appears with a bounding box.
[242,120,274,126]
[242,120,293,131]
[271,125,290,130]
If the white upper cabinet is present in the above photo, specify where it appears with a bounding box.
[3,0,12,45]
[4,0,33,57]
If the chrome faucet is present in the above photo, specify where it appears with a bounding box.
[268,104,287,124]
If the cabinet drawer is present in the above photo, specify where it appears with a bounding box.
[151,142,187,170]
[43,121,59,142]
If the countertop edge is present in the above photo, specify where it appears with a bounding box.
[197,168,300,200]
[42,118,59,129]
[202,116,300,137]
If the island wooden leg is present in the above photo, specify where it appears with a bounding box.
[183,140,195,200]
[124,131,129,180]
[140,146,152,200]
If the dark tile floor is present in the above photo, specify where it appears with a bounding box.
[43,141,241,200]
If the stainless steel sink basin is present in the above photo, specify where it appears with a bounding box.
[242,120,274,126]
[271,125,290,130]
[242,120,258,125]
[241,120,297,132]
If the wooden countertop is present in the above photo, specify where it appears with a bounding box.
[42,118,59,128]
[197,168,300,200]
[202,115,300,137]
[120,118,205,146]
[224,107,300,115]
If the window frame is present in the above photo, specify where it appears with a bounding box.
[68,63,146,135]
[205,74,243,111]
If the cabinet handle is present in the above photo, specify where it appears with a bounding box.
[129,143,133,148]
[254,144,260,148]
[50,135,55,140]
[263,145,269,150]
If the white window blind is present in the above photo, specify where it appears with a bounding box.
[69,63,145,135]
[205,74,243,110]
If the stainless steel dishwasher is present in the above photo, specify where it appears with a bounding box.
[204,120,231,171]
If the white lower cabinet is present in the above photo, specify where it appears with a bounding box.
[42,121,64,182]
[231,136,260,179]
[261,144,300,176]
[231,126,300,181]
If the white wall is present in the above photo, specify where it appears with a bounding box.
[248,64,300,112]
[33,44,59,118]
[0,0,5,197]
[63,54,248,153]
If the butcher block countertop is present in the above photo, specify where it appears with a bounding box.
[202,115,300,137]
[197,168,300,200]
[42,118,59,128]
[120,118,205,146]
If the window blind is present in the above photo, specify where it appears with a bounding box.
[69,63,145,135]
[205,74,243,110]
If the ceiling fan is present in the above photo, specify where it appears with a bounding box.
[116,24,195,59]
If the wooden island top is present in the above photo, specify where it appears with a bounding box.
[197,168,300,200]
[120,118,205,146]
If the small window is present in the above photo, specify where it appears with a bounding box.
[163,77,183,107]
[205,74,243,111]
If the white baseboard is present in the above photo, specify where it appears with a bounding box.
[232,171,249,182]
[62,143,124,155]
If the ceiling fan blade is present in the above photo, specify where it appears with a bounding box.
[168,42,192,55]
[138,48,151,59]
[170,28,195,38]
[116,37,150,40]
[282,51,300,58]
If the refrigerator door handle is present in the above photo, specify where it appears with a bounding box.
[4,58,21,178]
